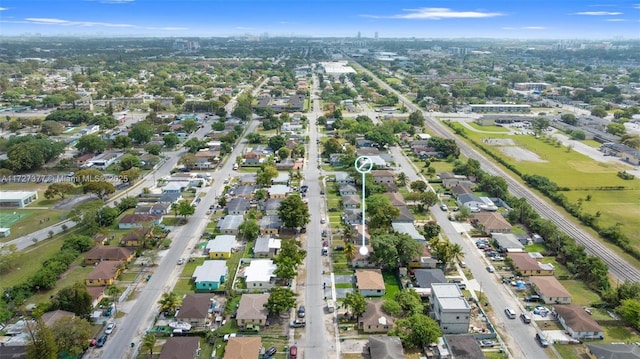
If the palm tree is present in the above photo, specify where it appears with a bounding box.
[343,242,356,261]
[396,172,408,187]
[158,291,181,316]
[106,286,122,315]
[141,332,156,357]
[342,225,356,243]
[450,243,465,267]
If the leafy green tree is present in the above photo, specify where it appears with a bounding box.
[322,138,343,157]
[183,138,206,153]
[129,122,154,144]
[83,181,115,200]
[382,300,402,315]
[278,195,310,229]
[371,233,423,269]
[264,287,297,315]
[119,154,142,170]
[111,135,132,149]
[560,113,577,125]
[256,164,278,187]
[179,153,196,169]
[145,143,162,155]
[275,239,307,268]
[26,317,58,359]
[277,147,291,160]
[238,219,260,241]
[246,133,263,144]
[173,200,195,219]
[339,290,367,320]
[44,182,75,200]
[607,123,626,136]
[617,299,640,330]
[40,120,64,135]
[96,206,119,227]
[410,180,428,192]
[366,194,399,230]
[51,316,92,356]
[396,172,408,186]
[408,110,425,127]
[422,222,441,241]
[268,135,287,151]
[390,313,441,349]
[76,134,106,154]
[158,292,181,315]
[180,118,198,133]
[591,106,608,118]
[120,167,141,182]
[395,289,424,315]
[0,243,22,274]
[163,132,180,148]
[532,117,550,136]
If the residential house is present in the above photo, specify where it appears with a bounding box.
[134,205,153,214]
[368,336,405,359]
[586,344,640,359]
[159,337,201,359]
[457,193,484,212]
[276,158,294,170]
[176,294,215,329]
[430,283,471,334]
[451,184,473,197]
[356,147,380,157]
[120,227,153,247]
[226,198,250,215]
[354,225,371,245]
[412,268,447,298]
[158,192,182,204]
[259,216,282,236]
[244,259,276,290]
[408,245,438,269]
[329,153,343,167]
[217,215,243,235]
[271,173,289,185]
[371,170,395,184]
[342,195,360,209]
[74,153,95,167]
[86,287,106,307]
[350,245,375,268]
[334,172,355,184]
[118,214,163,229]
[356,139,374,148]
[92,234,108,246]
[268,185,289,199]
[262,198,282,216]
[253,236,281,258]
[223,337,262,359]
[355,269,386,297]
[84,246,135,265]
[385,192,406,207]
[233,185,257,198]
[239,174,258,185]
[151,203,172,215]
[359,300,394,333]
[442,335,485,359]
[392,222,425,241]
[393,206,414,224]
[339,184,358,197]
[236,294,269,329]
[243,151,262,165]
[492,233,525,253]
[553,304,604,340]
[471,212,512,234]
[85,261,123,287]
[442,178,474,189]
[508,253,555,276]
[342,208,362,226]
[530,276,572,304]
[192,260,227,292]
[87,152,122,170]
[205,235,238,259]
[163,181,189,194]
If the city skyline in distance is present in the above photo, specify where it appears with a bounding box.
[0,0,639,39]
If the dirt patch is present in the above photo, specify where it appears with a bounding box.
[482,138,516,146]
[498,146,547,163]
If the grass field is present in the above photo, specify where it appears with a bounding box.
[449,121,640,252]
[382,271,400,300]
[0,236,64,287]
[0,212,26,227]
[466,122,510,133]
[559,280,601,306]
[0,209,66,242]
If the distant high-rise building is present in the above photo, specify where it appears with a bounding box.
[374,32,378,40]
[357,31,361,39]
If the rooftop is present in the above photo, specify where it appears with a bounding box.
[244,259,276,283]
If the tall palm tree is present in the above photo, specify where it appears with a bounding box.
[343,242,356,261]
[141,333,156,357]
[158,291,181,316]
[450,243,465,267]
[396,172,408,187]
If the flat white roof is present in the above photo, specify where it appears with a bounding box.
[206,235,237,252]
[192,260,228,283]
[269,185,290,195]
[0,191,37,200]
[244,259,276,283]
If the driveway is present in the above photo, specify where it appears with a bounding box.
[334,275,353,284]
[335,288,353,299]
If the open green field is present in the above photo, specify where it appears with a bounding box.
[466,122,510,133]
[449,121,640,250]
[0,208,66,242]
[559,280,601,306]
[1,236,64,287]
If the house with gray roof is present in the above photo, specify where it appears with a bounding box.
[394,206,414,223]
[456,193,484,212]
[272,172,289,185]
[586,343,640,359]
[342,195,360,209]
[329,153,343,167]
[359,300,394,333]
[334,172,355,184]
[430,283,471,334]
[342,208,362,226]
[232,185,256,198]
[261,198,282,216]
[158,192,182,204]
[205,235,238,259]
[216,215,243,235]
[368,336,405,359]
[192,260,228,292]
[451,184,473,197]
[259,215,282,235]
[412,268,447,297]
[268,185,290,199]
[492,233,525,253]
[443,335,485,359]
[239,174,257,185]
[225,198,250,215]
[253,236,281,258]
[392,222,425,241]
[339,184,358,196]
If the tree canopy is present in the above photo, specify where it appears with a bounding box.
[277,194,310,229]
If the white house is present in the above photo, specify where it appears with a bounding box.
[243,259,276,291]
[430,283,471,334]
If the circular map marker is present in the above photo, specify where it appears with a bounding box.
[359,245,369,256]
[354,156,373,174]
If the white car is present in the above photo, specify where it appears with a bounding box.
[105,322,116,334]
[223,333,237,341]
[177,258,185,265]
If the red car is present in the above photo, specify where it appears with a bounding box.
[89,338,97,347]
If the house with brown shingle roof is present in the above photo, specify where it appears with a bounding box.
[159,337,201,359]
[118,214,163,229]
[507,253,555,276]
[471,212,512,234]
[92,234,108,246]
[359,300,394,333]
[236,294,269,329]
[529,276,572,304]
[176,294,214,329]
[84,246,135,265]
[120,227,153,247]
[223,336,262,359]
[553,304,604,340]
[371,170,395,184]
[384,192,406,206]
[85,261,123,287]
[355,269,386,297]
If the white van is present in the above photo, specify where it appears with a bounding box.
[326,301,335,313]
[504,307,516,319]
[460,261,467,268]
[232,163,239,170]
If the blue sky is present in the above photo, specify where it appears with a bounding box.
[0,0,638,39]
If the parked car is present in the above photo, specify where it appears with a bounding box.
[105,322,116,334]
[322,230,328,237]
[479,340,495,347]
[520,313,532,324]
[264,347,277,357]
[491,256,505,261]
[486,265,495,273]
[177,258,185,265]
[297,306,305,318]
[223,333,237,341]
[290,320,306,328]
[96,334,108,348]
[320,218,326,224]
[525,295,541,302]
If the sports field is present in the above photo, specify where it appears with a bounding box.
[0,212,25,228]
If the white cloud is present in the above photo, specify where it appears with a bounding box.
[0,7,7,11]
[633,4,640,9]
[25,17,135,27]
[573,11,623,15]
[501,27,515,30]
[361,7,503,20]
[606,18,628,22]
[524,26,545,30]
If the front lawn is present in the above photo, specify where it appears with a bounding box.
[559,280,601,306]
[382,271,401,300]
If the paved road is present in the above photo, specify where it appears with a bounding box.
[350,60,640,283]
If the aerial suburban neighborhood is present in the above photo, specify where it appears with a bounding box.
[0,2,640,359]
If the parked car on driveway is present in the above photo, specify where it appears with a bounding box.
[290,320,306,328]
[264,347,277,357]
